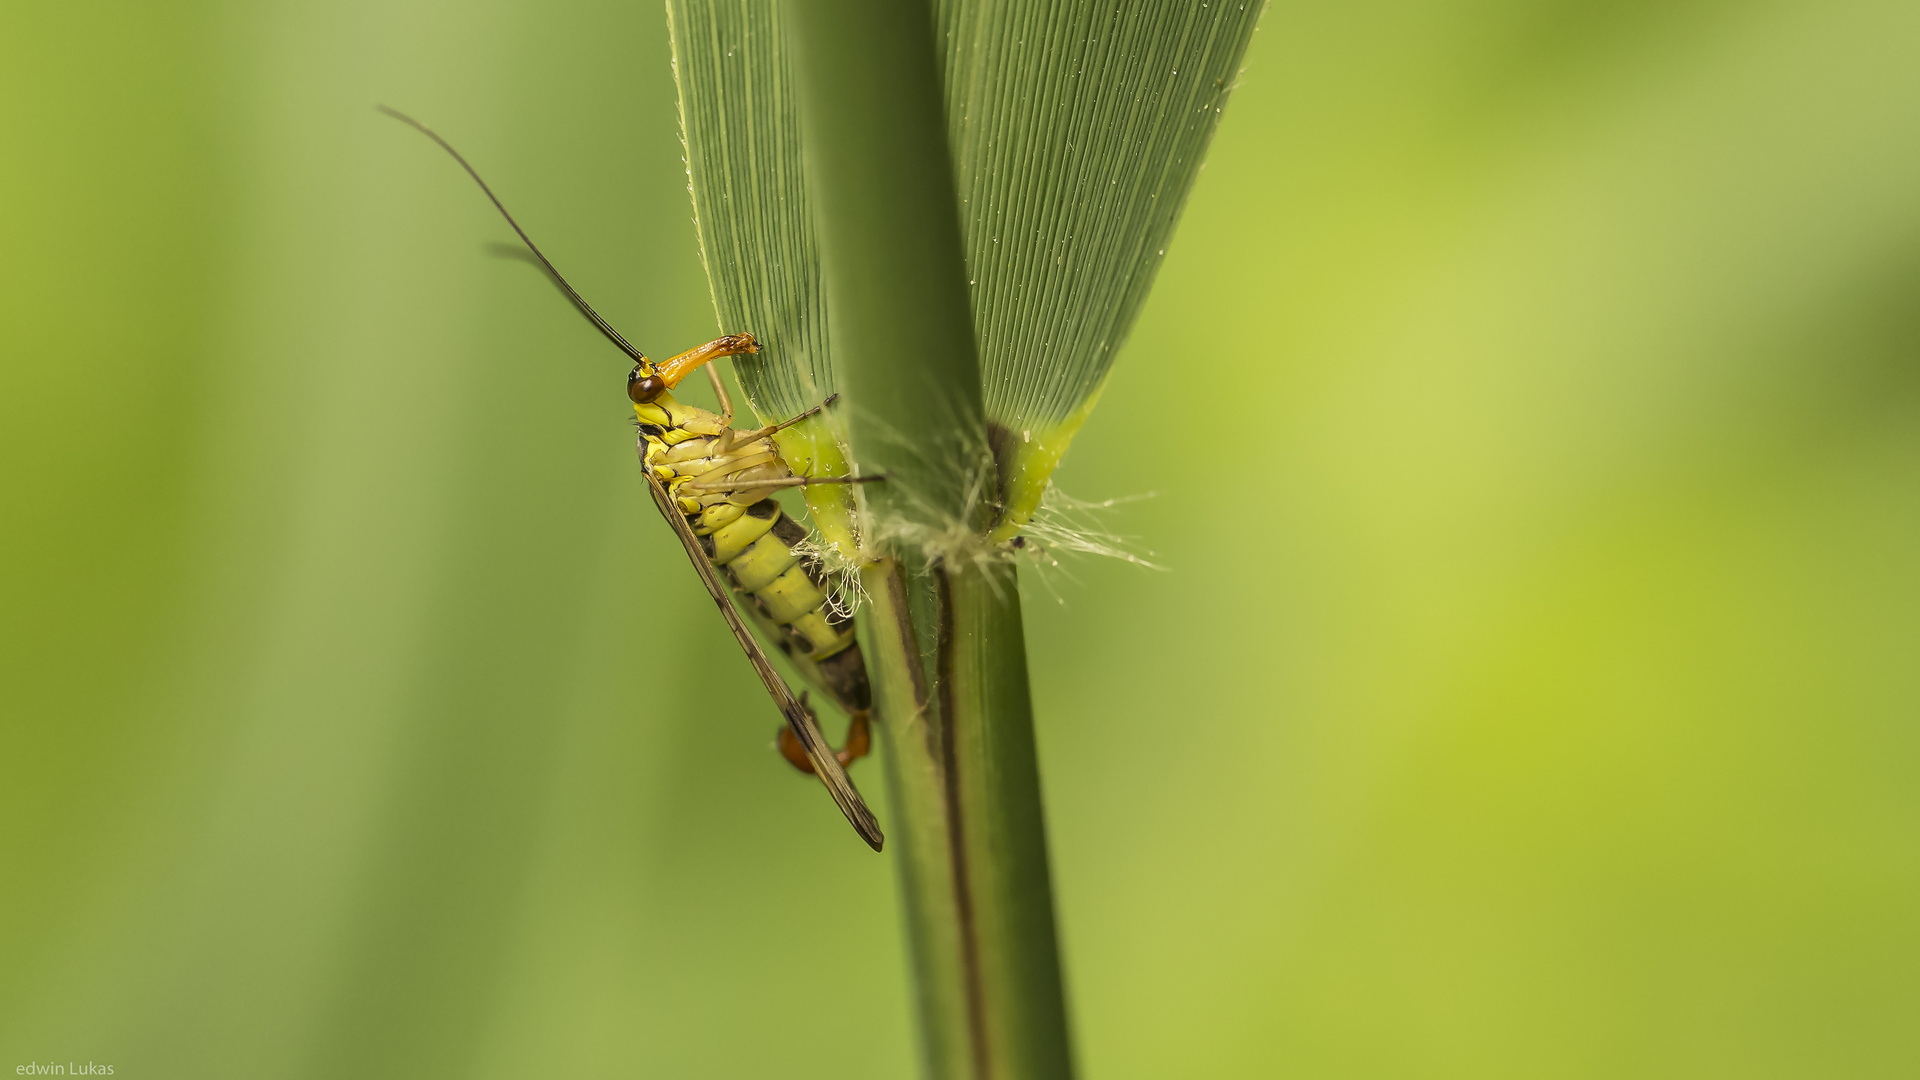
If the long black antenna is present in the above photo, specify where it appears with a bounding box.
[377,105,648,365]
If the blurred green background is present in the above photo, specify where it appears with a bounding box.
[4,0,1918,1076]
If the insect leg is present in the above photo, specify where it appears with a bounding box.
[730,393,842,442]
[777,706,874,775]
[677,451,781,495]
[682,474,885,495]
[703,365,735,430]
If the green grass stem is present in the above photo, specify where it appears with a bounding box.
[783,2,1074,1076]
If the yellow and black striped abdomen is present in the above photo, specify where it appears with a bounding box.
[636,392,871,719]
[690,497,871,716]
[693,498,850,656]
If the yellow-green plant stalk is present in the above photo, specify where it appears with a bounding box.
[780,3,1073,1077]
[667,0,1264,1076]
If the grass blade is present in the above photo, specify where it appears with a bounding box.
[939,0,1266,532]
[668,0,832,419]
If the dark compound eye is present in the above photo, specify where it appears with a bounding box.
[627,369,667,404]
